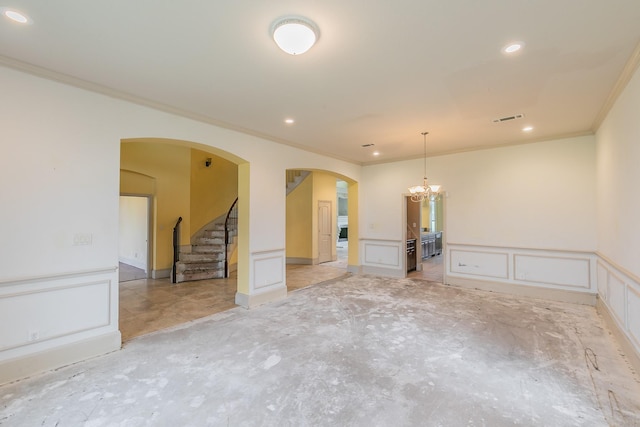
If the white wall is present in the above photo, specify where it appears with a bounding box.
[596,63,640,361]
[0,64,361,384]
[361,135,598,294]
[119,196,148,271]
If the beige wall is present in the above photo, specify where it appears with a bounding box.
[597,65,640,278]
[120,141,191,270]
[362,135,597,251]
[190,149,238,236]
[286,175,313,260]
[594,57,640,365]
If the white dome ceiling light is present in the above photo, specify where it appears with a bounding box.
[271,17,319,55]
[1,8,31,24]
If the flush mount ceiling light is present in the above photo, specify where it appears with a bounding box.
[271,17,319,55]
[1,8,31,24]
[503,42,524,54]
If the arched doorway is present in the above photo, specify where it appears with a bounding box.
[119,138,247,341]
[284,169,359,291]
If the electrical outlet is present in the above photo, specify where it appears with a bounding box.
[73,233,93,246]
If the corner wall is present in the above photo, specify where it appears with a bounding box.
[0,64,361,383]
[596,62,640,364]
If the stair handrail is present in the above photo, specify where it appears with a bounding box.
[172,216,182,284]
[224,198,239,278]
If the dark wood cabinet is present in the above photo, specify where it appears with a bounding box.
[406,239,417,272]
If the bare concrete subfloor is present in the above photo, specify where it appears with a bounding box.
[2,275,639,426]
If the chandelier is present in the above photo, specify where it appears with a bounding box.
[408,132,439,202]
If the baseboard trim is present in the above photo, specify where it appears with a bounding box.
[235,286,287,309]
[446,276,597,305]
[152,268,171,279]
[286,257,314,265]
[596,298,640,376]
[347,265,362,275]
[0,330,121,386]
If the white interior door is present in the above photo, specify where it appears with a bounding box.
[119,195,149,273]
[318,200,332,264]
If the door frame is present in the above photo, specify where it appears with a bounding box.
[318,199,333,264]
[119,193,153,278]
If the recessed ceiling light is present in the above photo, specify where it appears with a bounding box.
[284,118,295,125]
[372,151,380,156]
[503,42,524,54]
[2,8,31,24]
[271,17,319,55]
[523,126,534,132]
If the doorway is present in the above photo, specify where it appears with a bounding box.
[318,200,333,264]
[406,193,445,283]
[119,195,151,281]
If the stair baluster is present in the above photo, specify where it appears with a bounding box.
[172,216,182,284]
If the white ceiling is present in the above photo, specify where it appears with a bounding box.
[1,1,640,164]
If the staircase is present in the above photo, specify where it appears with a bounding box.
[286,170,310,195]
[174,201,238,283]
[175,224,226,282]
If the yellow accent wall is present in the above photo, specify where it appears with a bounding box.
[120,170,155,195]
[190,149,238,236]
[312,172,338,262]
[286,174,313,260]
[286,171,348,264]
[120,142,191,271]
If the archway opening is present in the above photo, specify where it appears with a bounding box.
[119,137,248,341]
[284,169,359,291]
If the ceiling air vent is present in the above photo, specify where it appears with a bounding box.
[361,143,375,147]
[492,113,524,123]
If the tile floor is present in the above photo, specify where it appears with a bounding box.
[119,244,444,342]
[408,254,444,282]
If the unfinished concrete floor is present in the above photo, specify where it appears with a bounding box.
[2,275,639,426]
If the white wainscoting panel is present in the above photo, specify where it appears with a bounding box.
[628,286,640,350]
[446,244,597,301]
[363,241,401,267]
[234,249,287,309]
[0,281,110,351]
[252,249,285,291]
[595,255,640,371]
[608,272,627,328]
[514,255,590,289]
[360,239,404,277]
[597,261,609,300]
[450,250,508,279]
[0,267,120,384]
